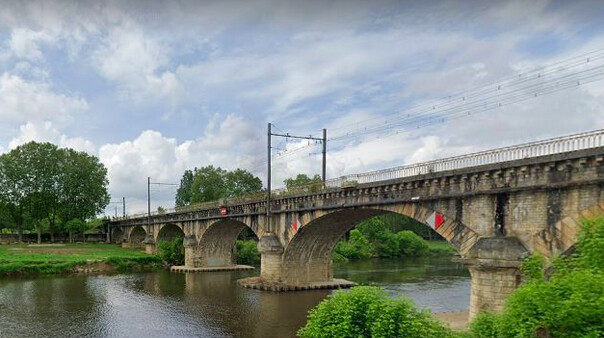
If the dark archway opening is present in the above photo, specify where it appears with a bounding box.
[129,226,147,248]
[112,228,124,244]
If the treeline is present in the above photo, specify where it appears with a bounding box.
[334,214,453,262]
[0,142,110,243]
[175,166,262,207]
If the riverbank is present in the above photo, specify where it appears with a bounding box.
[434,310,469,331]
[0,243,162,276]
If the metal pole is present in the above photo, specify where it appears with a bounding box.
[147,177,151,232]
[122,197,126,217]
[267,123,271,232]
[322,128,327,185]
[115,205,117,218]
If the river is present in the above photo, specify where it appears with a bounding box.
[0,256,469,338]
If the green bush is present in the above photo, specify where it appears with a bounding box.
[236,240,260,265]
[334,229,374,260]
[157,237,184,265]
[297,286,453,338]
[395,231,429,257]
[469,217,604,338]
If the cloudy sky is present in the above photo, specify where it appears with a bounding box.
[1,0,603,215]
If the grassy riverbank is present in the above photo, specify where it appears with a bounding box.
[0,243,162,276]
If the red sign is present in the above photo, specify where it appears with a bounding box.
[220,206,227,216]
[426,211,445,230]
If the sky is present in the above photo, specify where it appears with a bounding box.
[0,0,603,216]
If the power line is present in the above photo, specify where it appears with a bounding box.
[328,48,604,142]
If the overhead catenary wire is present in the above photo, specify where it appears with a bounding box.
[328,49,604,142]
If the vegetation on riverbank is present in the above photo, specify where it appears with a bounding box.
[0,243,162,276]
[298,286,454,338]
[333,216,456,262]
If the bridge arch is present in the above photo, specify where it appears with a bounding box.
[111,227,124,244]
[156,223,185,243]
[534,201,604,257]
[129,226,147,247]
[197,219,261,267]
[280,206,475,284]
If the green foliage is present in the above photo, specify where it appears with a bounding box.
[0,141,110,241]
[334,229,374,260]
[469,217,604,338]
[175,166,262,206]
[335,217,446,261]
[65,218,88,234]
[284,174,323,192]
[574,216,604,270]
[469,312,502,338]
[297,286,453,338]
[236,240,260,265]
[394,231,430,257]
[157,237,184,266]
[519,253,545,282]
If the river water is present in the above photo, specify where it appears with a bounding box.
[0,257,469,338]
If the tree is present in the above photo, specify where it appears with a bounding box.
[58,149,110,227]
[175,169,194,207]
[64,218,88,243]
[0,142,110,242]
[225,169,262,197]
[175,166,262,206]
[284,174,322,189]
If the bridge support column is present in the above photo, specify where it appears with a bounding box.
[257,233,284,282]
[183,235,200,268]
[461,237,527,319]
[143,234,156,254]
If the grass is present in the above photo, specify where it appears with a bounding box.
[426,241,458,256]
[0,243,162,276]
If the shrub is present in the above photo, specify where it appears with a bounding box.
[334,229,374,260]
[297,286,453,338]
[157,237,184,265]
[395,231,429,257]
[236,240,260,265]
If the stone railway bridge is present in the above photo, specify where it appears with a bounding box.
[110,130,604,318]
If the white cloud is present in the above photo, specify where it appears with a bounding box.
[8,121,96,154]
[0,73,88,124]
[91,21,181,106]
[98,114,262,213]
[8,28,55,61]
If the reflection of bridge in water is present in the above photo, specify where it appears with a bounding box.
[110,129,604,318]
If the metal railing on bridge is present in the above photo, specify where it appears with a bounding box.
[116,129,604,220]
[322,129,604,188]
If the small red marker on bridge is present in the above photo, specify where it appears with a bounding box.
[426,211,444,230]
[220,206,227,217]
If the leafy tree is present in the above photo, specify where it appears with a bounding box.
[284,174,322,190]
[225,169,262,197]
[236,240,260,265]
[175,169,195,207]
[158,237,184,265]
[175,166,262,206]
[64,218,88,243]
[58,149,110,228]
[0,142,110,242]
[334,229,374,260]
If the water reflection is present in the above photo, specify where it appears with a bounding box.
[0,256,469,337]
